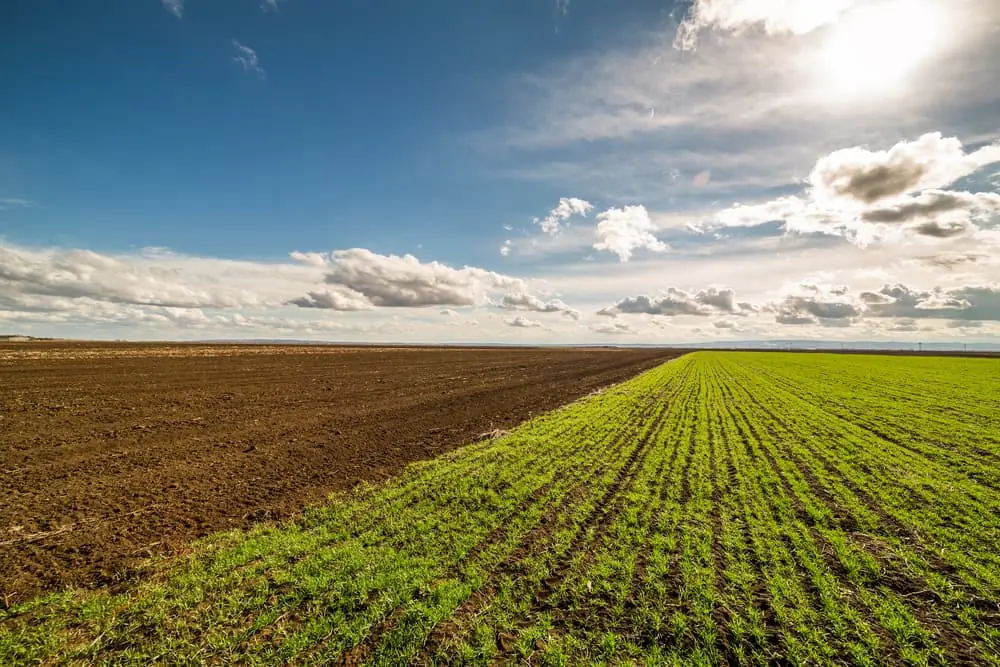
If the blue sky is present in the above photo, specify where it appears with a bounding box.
[2,0,1000,343]
[1,0,657,262]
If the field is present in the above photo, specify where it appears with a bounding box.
[0,343,675,600]
[2,350,999,665]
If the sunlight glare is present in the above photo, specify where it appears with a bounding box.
[822,0,944,95]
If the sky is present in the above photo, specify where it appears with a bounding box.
[2,0,1000,344]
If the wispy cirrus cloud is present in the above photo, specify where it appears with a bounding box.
[674,0,857,50]
[232,40,265,78]
[488,0,1000,218]
[161,0,184,18]
[0,198,35,211]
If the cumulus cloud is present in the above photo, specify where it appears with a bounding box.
[504,315,543,329]
[703,133,1000,244]
[599,287,747,317]
[593,205,667,262]
[770,283,864,327]
[161,0,183,17]
[695,287,740,313]
[911,220,970,238]
[232,40,265,78]
[675,0,856,50]
[0,300,407,338]
[888,318,921,332]
[775,297,861,323]
[864,284,1000,321]
[858,290,894,305]
[861,190,1000,223]
[772,282,1000,325]
[285,289,372,311]
[289,250,329,267]
[916,253,986,270]
[590,319,637,335]
[322,248,524,308]
[947,319,983,329]
[535,197,593,236]
[700,195,854,239]
[0,245,271,310]
[810,133,1000,205]
[775,313,816,326]
[495,293,580,319]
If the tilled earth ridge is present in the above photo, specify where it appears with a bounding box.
[0,342,681,601]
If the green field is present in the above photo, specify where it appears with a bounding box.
[3,352,999,665]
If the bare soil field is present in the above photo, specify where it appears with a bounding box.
[0,342,679,602]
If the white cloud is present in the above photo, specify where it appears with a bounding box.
[486,0,1000,219]
[809,132,1000,205]
[861,190,1000,224]
[495,292,580,319]
[0,198,35,211]
[285,290,372,311]
[863,283,1000,321]
[761,280,1000,326]
[770,282,864,326]
[500,239,512,257]
[504,315,543,329]
[321,248,524,308]
[598,287,746,317]
[675,0,857,50]
[260,0,284,12]
[915,252,987,270]
[0,244,276,310]
[289,250,329,267]
[161,0,184,18]
[593,205,667,262]
[535,197,593,236]
[703,133,1000,245]
[232,40,265,78]
[590,319,637,335]
[695,287,742,313]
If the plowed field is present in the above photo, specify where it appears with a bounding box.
[0,343,677,601]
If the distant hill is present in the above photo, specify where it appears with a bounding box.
[666,339,1000,352]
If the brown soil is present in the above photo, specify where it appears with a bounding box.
[0,341,680,602]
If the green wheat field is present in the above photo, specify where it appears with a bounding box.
[2,352,998,665]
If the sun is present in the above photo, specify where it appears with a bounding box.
[821,0,945,95]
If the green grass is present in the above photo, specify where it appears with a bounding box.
[2,352,998,665]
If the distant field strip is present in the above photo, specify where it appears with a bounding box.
[2,352,998,665]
